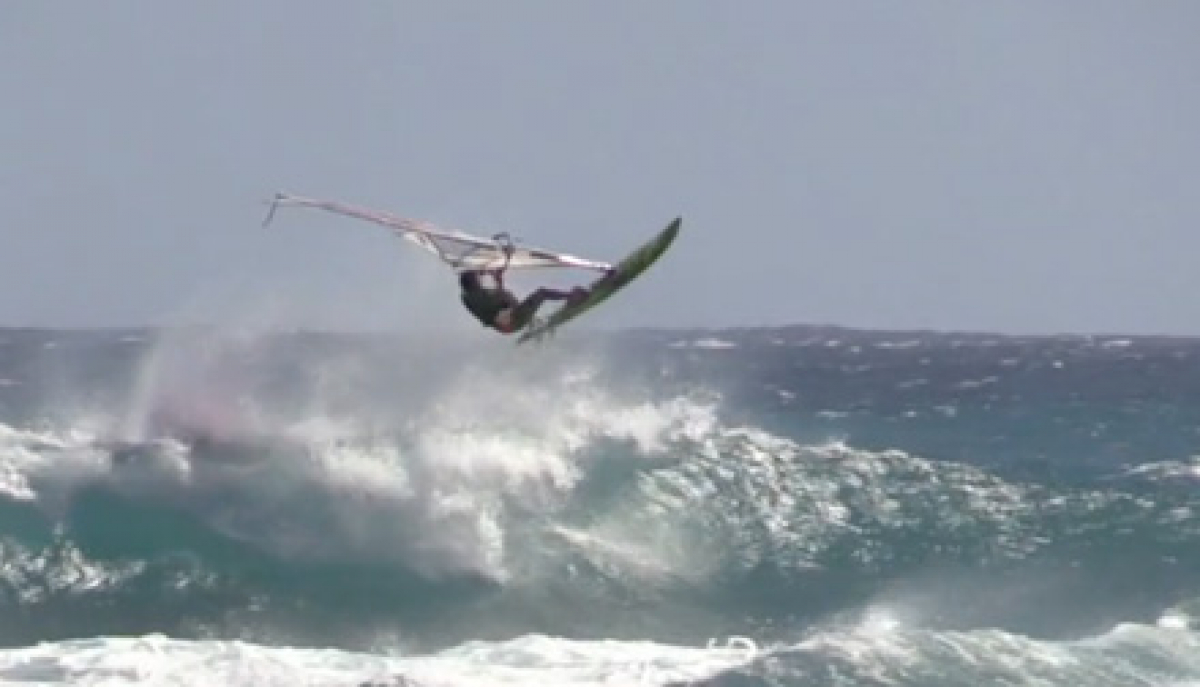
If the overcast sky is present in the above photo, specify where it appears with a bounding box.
[2,2,1198,335]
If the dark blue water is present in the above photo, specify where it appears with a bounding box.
[1,325,1198,685]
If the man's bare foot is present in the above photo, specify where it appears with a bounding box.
[568,287,589,305]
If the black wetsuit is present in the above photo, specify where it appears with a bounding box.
[461,282,576,333]
[461,287,518,329]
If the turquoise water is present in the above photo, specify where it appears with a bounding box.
[1,326,1198,685]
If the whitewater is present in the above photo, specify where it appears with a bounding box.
[1,325,1199,686]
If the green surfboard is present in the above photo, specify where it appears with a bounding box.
[517,217,681,344]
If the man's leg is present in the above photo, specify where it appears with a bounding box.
[507,287,578,331]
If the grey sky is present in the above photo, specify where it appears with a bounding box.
[2,2,1198,334]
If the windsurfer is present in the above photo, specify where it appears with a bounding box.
[459,269,588,334]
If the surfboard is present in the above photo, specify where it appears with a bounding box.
[517,217,681,344]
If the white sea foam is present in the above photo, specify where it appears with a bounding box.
[787,608,1200,687]
[0,328,725,586]
[668,337,737,350]
[0,634,757,687]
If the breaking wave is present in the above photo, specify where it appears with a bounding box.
[1,327,1199,684]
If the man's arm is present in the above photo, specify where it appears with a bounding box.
[488,268,506,289]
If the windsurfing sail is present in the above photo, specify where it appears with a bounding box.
[263,192,612,274]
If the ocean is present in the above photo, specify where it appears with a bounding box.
[1,324,1198,686]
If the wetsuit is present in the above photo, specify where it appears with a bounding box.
[462,287,518,330]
